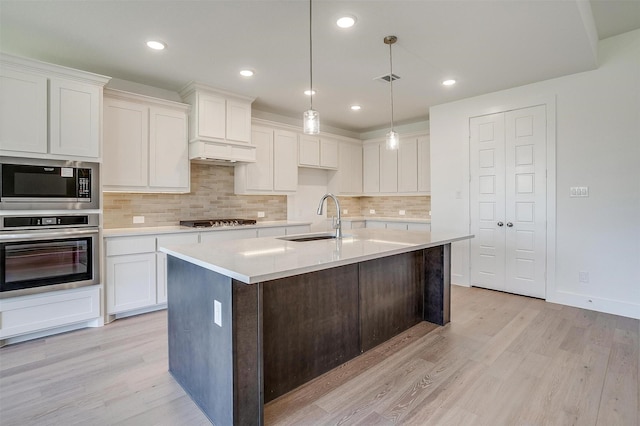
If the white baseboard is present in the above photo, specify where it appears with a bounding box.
[548,290,640,320]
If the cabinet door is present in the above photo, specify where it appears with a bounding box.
[366,221,386,229]
[103,98,149,188]
[349,143,363,193]
[386,222,408,231]
[398,138,418,192]
[49,78,100,158]
[417,135,431,193]
[149,106,189,191]
[363,143,380,193]
[407,223,430,232]
[0,69,47,154]
[197,93,226,140]
[320,138,339,169]
[226,99,251,143]
[106,253,156,314]
[299,135,320,166]
[274,129,298,191]
[380,143,398,193]
[246,126,274,191]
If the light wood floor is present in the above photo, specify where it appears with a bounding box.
[1,286,638,425]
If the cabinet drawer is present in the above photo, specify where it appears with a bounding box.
[156,233,199,249]
[257,227,286,238]
[200,229,257,243]
[106,236,156,256]
[407,223,430,232]
[365,221,386,229]
[386,222,408,231]
[286,225,311,235]
[0,286,100,339]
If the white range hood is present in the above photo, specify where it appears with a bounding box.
[180,81,256,165]
[189,140,256,165]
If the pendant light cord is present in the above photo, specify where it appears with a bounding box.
[389,41,394,131]
[309,0,313,111]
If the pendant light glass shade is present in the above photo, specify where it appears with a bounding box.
[384,35,398,150]
[303,0,320,135]
[386,130,399,150]
[304,109,320,134]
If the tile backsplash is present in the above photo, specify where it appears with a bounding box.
[103,164,286,228]
[103,163,431,228]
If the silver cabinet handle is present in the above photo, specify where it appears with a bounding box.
[497,222,504,227]
[506,222,513,227]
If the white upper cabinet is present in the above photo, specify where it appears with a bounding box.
[0,69,47,154]
[49,78,101,158]
[235,122,298,194]
[103,89,190,193]
[298,135,338,169]
[417,135,431,193]
[0,53,109,160]
[362,133,430,195]
[329,141,362,195]
[363,142,380,193]
[180,82,255,162]
[398,138,418,192]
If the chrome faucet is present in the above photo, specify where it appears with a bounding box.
[317,193,342,239]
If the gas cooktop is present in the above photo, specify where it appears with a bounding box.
[179,219,257,228]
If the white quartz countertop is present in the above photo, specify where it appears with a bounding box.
[159,228,472,284]
[103,221,311,238]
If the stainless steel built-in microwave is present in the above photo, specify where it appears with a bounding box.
[0,157,99,210]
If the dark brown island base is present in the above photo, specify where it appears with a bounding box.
[161,229,472,425]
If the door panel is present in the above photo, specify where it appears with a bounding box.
[505,105,546,298]
[470,113,506,291]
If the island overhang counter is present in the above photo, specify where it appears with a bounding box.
[159,228,473,426]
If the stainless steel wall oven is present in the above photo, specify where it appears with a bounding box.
[0,214,100,298]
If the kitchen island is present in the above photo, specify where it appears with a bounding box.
[160,229,472,425]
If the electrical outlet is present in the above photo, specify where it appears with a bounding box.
[570,186,589,197]
[133,216,145,224]
[257,211,265,218]
[342,209,348,215]
[214,300,222,327]
[399,210,406,216]
[579,271,589,283]
[369,209,376,214]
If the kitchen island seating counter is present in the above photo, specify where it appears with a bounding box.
[159,228,470,284]
[161,228,472,425]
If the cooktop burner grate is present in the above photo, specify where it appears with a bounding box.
[179,219,257,228]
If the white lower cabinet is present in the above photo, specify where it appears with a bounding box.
[104,225,309,318]
[106,235,156,314]
[0,286,101,339]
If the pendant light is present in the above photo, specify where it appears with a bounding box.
[303,0,320,134]
[384,35,399,150]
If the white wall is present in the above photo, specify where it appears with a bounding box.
[430,29,640,319]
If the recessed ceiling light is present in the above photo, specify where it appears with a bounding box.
[146,40,166,50]
[350,105,361,111]
[304,89,316,96]
[442,79,456,86]
[240,69,254,77]
[336,16,356,28]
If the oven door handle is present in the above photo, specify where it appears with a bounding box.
[0,228,99,242]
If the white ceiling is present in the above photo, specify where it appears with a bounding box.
[1,0,638,133]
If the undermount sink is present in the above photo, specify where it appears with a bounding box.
[278,233,340,242]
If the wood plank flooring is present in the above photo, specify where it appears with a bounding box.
[1,286,637,425]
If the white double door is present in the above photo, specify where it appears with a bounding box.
[470,105,547,298]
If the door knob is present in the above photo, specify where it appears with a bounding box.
[506,222,513,227]
[497,222,504,227]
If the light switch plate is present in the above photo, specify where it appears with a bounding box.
[133,216,145,224]
[399,210,406,216]
[369,209,376,214]
[257,211,265,218]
